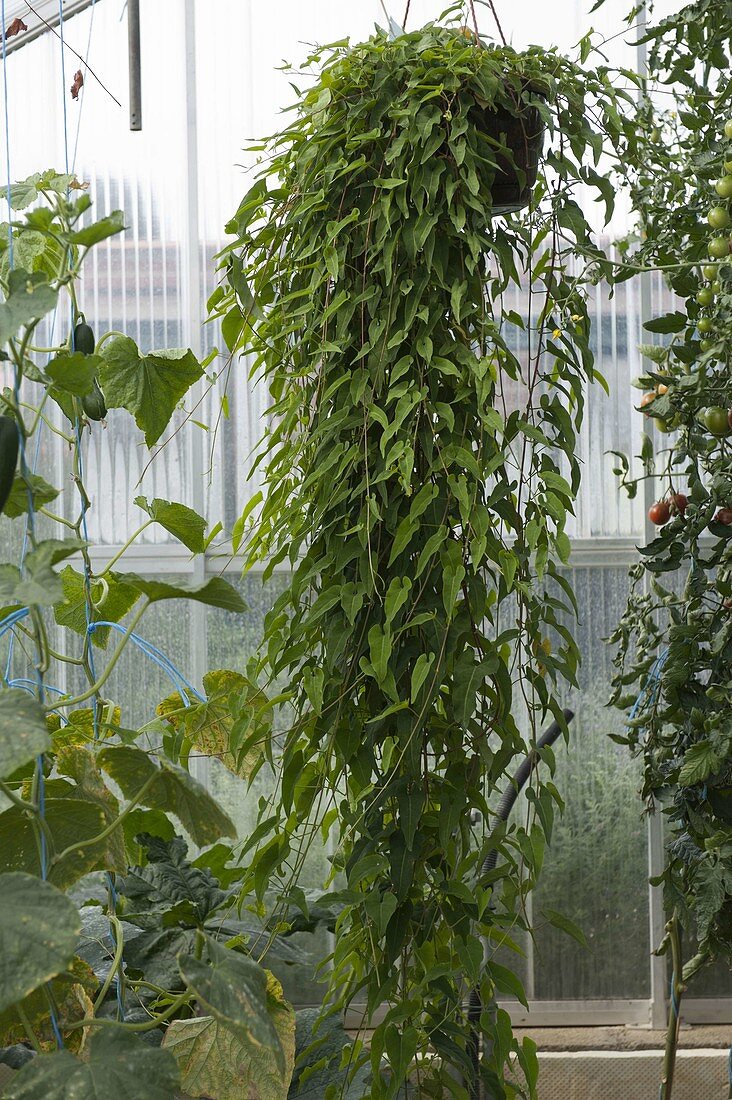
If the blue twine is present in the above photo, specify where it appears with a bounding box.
[8,677,66,697]
[1,0,12,265]
[628,648,668,726]
[86,621,205,704]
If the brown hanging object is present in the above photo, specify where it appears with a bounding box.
[70,69,84,100]
[4,17,27,40]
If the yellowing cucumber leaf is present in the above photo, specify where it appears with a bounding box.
[177,939,285,1073]
[157,669,261,780]
[97,744,236,845]
[163,973,295,1099]
[0,955,96,1052]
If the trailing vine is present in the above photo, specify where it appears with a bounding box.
[609,0,732,1003]
[218,21,636,1098]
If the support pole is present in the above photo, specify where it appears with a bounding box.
[128,0,141,130]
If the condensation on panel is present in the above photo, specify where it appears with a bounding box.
[531,566,652,1000]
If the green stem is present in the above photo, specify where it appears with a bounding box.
[47,599,149,711]
[67,990,191,1033]
[15,1004,42,1053]
[38,507,78,531]
[0,780,35,812]
[95,329,128,350]
[51,772,158,866]
[99,521,154,574]
[659,914,684,1100]
[93,914,125,1012]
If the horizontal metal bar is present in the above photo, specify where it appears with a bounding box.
[682,999,732,1024]
[345,1000,654,1031]
[77,538,648,577]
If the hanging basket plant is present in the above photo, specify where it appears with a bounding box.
[473,80,546,213]
[215,20,634,1099]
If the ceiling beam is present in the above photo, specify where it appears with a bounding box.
[2,0,103,55]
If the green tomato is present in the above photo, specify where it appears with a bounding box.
[703,264,719,279]
[698,317,714,334]
[726,120,732,140]
[709,206,731,230]
[712,280,723,293]
[725,158,732,174]
[656,418,675,434]
[715,176,732,199]
[704,406,731,435]
[700,338,714,352]
[709,237,731,259]
[697,288,715,306]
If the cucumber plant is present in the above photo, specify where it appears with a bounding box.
[215,20,638,1098]
[0,171,299,1098]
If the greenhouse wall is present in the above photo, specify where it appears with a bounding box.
[2,0,726,1028]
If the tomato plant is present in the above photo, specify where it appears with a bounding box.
[606,10,732,1089]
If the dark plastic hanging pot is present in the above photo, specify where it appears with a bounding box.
[477,88,546,215]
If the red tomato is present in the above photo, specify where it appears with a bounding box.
[670,493,688,516]
[716,508,732,525]
[649,501,671,526]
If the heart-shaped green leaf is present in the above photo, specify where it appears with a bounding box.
[99,335,203,445]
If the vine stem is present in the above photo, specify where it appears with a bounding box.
[99,520,153,574]
[15,1004,42,1053]
[659,914,684,1100]
[66,991,191,1033]
[93,914,125,1012]
[51,771,158,866]
[484,0,507,45]
[48,598,149,711]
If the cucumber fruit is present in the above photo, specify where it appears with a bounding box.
[82,379,107,421]
[73,321,95,355]
[0,416,19,515]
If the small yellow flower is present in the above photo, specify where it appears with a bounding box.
[552,328,561,339]
[571,314,582,322]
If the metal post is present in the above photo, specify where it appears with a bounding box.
[636,1,669,1031]
[128,0,141,130]
[181,0,208,786]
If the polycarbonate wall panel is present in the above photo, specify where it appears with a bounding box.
[532,567,651,1000]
